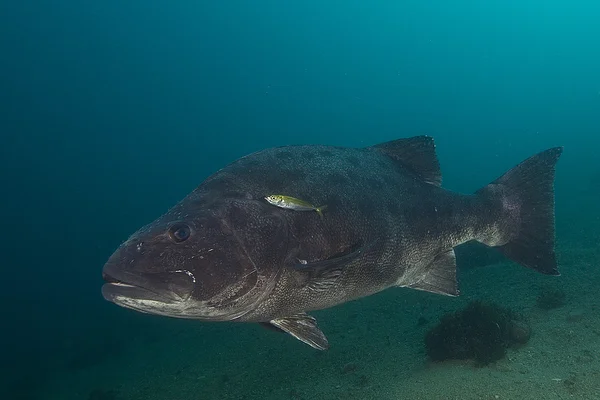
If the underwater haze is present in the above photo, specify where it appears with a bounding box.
[2,1,600,399]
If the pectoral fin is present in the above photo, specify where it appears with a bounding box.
[270,313,329,350]
[293,243,369,291]
[259,322,285,333]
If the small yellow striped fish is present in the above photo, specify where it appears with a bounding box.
[265,195,327,217]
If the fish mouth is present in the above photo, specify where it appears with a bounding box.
[101,263,194,304]
[101,281,179,305]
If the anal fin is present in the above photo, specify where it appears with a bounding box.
[269,313,329,350]
[404,249,459,296]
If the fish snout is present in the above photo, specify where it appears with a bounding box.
[102,258,196,303]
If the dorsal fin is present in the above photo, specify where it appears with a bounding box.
[370,136,442,186]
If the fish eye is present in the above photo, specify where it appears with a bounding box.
[168,223,191,243]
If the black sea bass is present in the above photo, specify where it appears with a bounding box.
[102,136,562,349]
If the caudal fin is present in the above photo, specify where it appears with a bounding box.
[478,147,563,275]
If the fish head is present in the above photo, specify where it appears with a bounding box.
[102,195,289,321]
[264,194,284,205]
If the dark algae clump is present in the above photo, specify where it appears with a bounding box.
[536,285,567,309]
[425,300,529,366]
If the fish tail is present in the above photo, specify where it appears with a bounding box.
[315,205,327,219]
[476,147,563,275]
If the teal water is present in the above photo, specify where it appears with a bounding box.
[2,1,600,399]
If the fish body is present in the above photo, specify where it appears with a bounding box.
[265,195,327,217]
[102,136,562,350]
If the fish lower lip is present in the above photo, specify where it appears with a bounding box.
[109,282,135,288]
[101,265,193,302]
[102,282,180,303]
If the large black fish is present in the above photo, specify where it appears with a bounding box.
[102,136,562,349]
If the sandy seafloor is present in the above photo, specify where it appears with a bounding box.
[23,203,600,400]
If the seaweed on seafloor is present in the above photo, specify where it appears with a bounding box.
[536,285,566,310]
[424,300,530,366]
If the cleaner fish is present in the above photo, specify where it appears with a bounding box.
[102,136,562,350]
